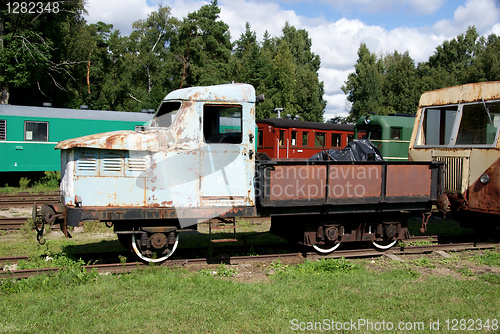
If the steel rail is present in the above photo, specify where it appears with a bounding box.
[0,191,60,208]
[2,241,497,280]
[0,217,28,230]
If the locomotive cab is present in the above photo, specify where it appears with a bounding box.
[409,81,500,227]
[53,83,258,261]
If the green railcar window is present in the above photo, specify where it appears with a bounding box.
[0,120,5,140]
[25,121,48,141]
[390,127,402,140]
[203,105,242,144]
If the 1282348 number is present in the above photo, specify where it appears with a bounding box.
[445,319,498,331]
[7,2,60,14]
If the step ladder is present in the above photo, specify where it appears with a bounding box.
[209,218,237,243]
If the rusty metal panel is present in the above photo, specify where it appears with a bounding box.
[386,164,431,197]
[58,84,258,228]
[419,81,500,107]
[269,165,326,201]
[328,165,382,199]
[467,156,500,215]
[56,130,160,151]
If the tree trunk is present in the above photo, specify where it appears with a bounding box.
[0,11,7,104]
[0,84,9,104]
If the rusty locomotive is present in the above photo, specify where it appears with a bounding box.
[34,83,449,262]
[409,81,500,230]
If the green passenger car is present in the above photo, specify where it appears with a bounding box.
[0,105,152,173]
[354,115,415,161]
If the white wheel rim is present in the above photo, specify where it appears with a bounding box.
[312,242,341,254]
[372,239,397,250]
[131,233,179,263]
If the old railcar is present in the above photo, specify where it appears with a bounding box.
[408,81,500,228]
[0,105,152,175]
[35,83,445,262]
[257,118,354,159]
[354,115,415,161]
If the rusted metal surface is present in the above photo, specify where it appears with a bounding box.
[328,165,382,198]
[269,165,326,200]
[409,81,500,217]
[57,83,257,229]
[467,156,500,214]
[418,81,500,108]
[257,161,442,211]
[386,164,431,197]
[56,130,160,151]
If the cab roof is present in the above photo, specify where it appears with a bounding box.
[163,83,256,103]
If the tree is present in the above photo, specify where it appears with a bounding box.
[173,0,232,88]
[382,51,419,114]
[0,0,86,106]
[342,43,384,120]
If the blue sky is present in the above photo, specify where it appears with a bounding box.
[85,0,500,119]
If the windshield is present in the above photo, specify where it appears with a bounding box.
[150,101,181,128]
[416,100,500,147]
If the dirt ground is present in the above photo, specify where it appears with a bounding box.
[182,248,500,284]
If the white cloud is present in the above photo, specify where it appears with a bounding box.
[433,0,500,36]
[83,0,499,121]
[84,0,156,35]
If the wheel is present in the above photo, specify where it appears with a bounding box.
[371,239,397,250]
[312,241,341,254]
[131,232,179,263]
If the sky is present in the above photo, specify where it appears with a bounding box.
[84,0,500,121]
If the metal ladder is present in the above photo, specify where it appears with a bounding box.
[209,218,237,243]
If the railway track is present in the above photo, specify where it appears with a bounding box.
[0,217,28,230]
[0,191,59,208]
[1,240,497,280]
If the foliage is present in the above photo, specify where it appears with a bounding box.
[343,26,500,120]
[473,248,500,267]
[270,258,359,278]
[0,1,326,121]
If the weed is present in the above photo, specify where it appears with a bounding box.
[20,218,35,236]
[473,249,500,267]
[83,221,110,233]
[403,238,434,247]
[266,259,288,275]
[199,264,238,278]
[19,177,30,189]
[274,258,359,277]
[457,267,475,277]
[411,256,436,268]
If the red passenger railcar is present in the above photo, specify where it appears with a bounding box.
[257,118,355,159]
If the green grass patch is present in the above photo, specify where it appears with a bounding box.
[1,263,499,333]
[0,171,61,193]
[473,248,500,267]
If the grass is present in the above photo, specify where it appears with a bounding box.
[1,214,498,333]
[1,258,499,333]
[0,171,60,193]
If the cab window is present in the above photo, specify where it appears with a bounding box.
[152,101,181,128]
[203,105,242,144]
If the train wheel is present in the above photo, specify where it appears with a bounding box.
[371,239,397,250]
[130,232,179,263]
[312,242,341,254]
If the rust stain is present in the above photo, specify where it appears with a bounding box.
[386,164,432,197]
[419,81,500,108]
